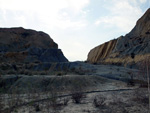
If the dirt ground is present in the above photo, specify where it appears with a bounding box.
[0,64,148,113]
[9,85,148,113]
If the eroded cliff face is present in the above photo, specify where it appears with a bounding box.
[0,27,68,63]
[87,39,117,63]
[87,8,150,65]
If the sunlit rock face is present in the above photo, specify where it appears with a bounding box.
[0,27,68,63]
[87,39,117,63]
[87,8,150,66]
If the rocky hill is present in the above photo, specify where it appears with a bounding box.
[0,27,68,63]
[87,8,150,66]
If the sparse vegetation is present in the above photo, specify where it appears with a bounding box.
[71,91,85,104]
[127,71,135,86]
[70,77,87,104]
[56,71,67,76]
[63,97,70,105]
[34,104,41,112]
[93,95,106,108]
[131,52,135,59]
[0,93,4,113]
[133,88,149,105]
[0,62,150,113]
[138,56,150,112]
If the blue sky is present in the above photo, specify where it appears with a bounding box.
[0,0,149,61]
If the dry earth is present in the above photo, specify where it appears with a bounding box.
[0,64,148,113]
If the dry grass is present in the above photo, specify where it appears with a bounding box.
[104,54,150,66]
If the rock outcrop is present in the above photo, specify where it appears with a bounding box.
[0,27,68,63]
[87,8,150,66]
[87,39,117,63]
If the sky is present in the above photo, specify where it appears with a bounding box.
[0,0,149,61]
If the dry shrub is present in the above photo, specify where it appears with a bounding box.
[71,91,85,104]
[34,104,41,112]
[56,71,67,76]
[133,88,149,105]
[63,97,70,105]
[127,71,135,86]
[70,78,86,104]
[0,93,4,113]
[137,56,150,86]
[46,87,63,111]
[137,56,150,112]
[93,95,106,108]
[107,93,128,113]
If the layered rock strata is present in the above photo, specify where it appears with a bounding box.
[87,8,150,66]
[0,27,68,63]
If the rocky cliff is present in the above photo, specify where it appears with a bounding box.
[87,39,117,63]
[0,27,68,63]
[87,8,150,66]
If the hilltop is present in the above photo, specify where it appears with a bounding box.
[0,27,68,63]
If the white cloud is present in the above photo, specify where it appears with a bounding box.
[0,0,67,11]
[0,0,148,61]
[95,0,143,32]
[139,0,147,3]
[66,0,89,14]
[0,0,89,30]
[0,0,90,61]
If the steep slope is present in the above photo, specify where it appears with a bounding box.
[87,8,150,66]
[87,39,117,63]
[0,27,68,63]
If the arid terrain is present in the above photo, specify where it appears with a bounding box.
[0,8,150,113]
[0,63,148,113]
